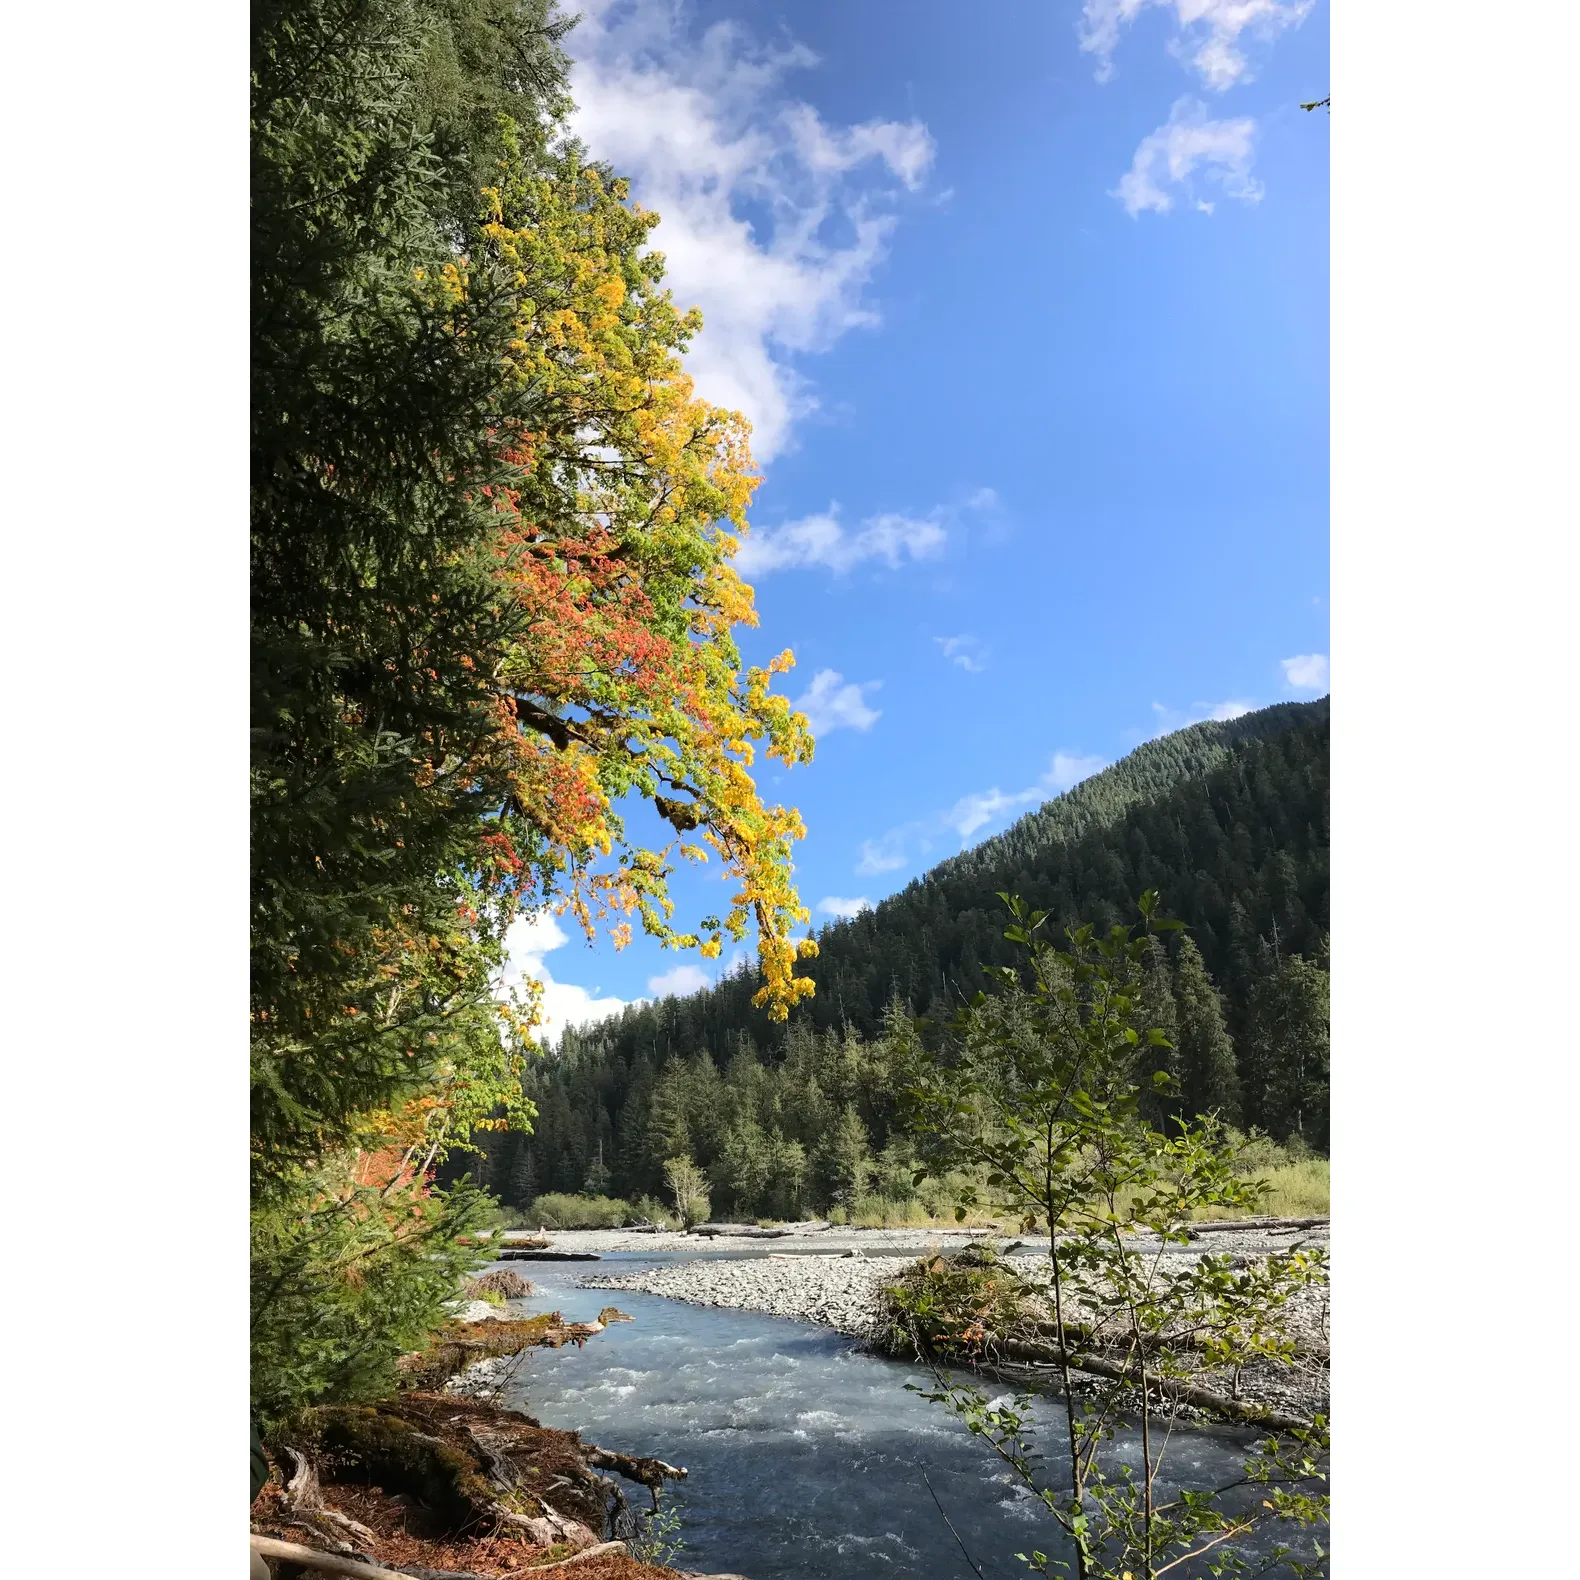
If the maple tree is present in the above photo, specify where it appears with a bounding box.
[251,0,815,1416]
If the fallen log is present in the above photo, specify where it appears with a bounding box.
[499,1250,601,1262]
[979,1336,1313,1431]
[1186,1216,1329,1237]
[690,1222,825,1238]
[250,1535,485,1580]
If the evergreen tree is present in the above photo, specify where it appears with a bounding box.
[506,1139,537,1210]
[814,1104,872,1212]
[1243,952,1330,1147]
[644,1069,693,1190]
[763,1133,809,1220]
[582,1138,612,1197]
[713,1119,772,1216]
[1173,936,1242,1126]
[1134,936,1180,1126]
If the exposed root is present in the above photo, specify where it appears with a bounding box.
[280,1446,379,1554]
[254,1391,686,1579]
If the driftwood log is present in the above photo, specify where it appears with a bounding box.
[250,1534,627,1577]
[250,1535,486,1579]
[979,1336,1313,1431]
[498,1250,600,1262]
[691,1222,799,1238]
[1185,1215,1329,1237]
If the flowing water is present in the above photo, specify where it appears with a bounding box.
[501,1252,1314,1580]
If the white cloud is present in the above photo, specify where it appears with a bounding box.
[965,486,1000,511]
[942,786,1041,841]
[1149,697,1255,736]
[856,836,907,875]
[647,963,712,998]
[1079,0,1314,91]
[567,2,935,460]
[1281,652,1329,690]
[736,506,946,576]
[936,635,988,673]
[817,896,871,919]
[1047,751,1109,792]
[794,669,881,735]
[496,910,628,1047]
[863,748,1111,869]
[1115,99,1261,217]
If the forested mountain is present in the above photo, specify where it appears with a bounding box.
[456,700,1330,1215]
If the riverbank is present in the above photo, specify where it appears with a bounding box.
[491,1244,1328,1578]
[250,1306,747,1580]
[569,1221,1331,1423]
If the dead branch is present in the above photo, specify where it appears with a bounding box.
[249,1534,485,1580]
[520,1542,629,1571]
[584,1444,688,1492]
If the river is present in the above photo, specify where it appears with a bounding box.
[497,1251,1315,1579]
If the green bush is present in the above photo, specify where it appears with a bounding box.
[630,1195,677,1229]
[526,1193,631,1229]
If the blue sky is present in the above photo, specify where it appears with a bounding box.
[508,0,1330,1039]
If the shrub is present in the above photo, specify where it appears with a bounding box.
[630,1195,677,1229]
[664,1157,711,1229]
[528,1193,630,1230]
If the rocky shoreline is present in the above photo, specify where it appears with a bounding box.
[562,1221,1331,1423]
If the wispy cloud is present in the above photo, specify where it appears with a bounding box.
[817,895,871,919]
[936,634,988,673]
[568,1,935,459]
[861,748,1112,874]
[736,506,946,576]
[1079,0,1315,91]
[1149,697,1255,736]
[1048,751,1109,791]
[496,911,628,1046]
[942,786,1039,841]
[1281,652,1329,691]
[647,963,712,998]
[856,836,907,876]
[1115,99,1261,217]
[795,669,881,735]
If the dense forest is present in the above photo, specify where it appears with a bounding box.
[455,699,1330,1218]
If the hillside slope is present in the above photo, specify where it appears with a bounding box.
[564,699,1327,1061]
[460,701,1330,1208]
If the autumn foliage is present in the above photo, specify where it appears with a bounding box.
[250,0,815,1418]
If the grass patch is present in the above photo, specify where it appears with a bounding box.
[833,1136,1328,1230]
[1203,1156,1329,1219]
